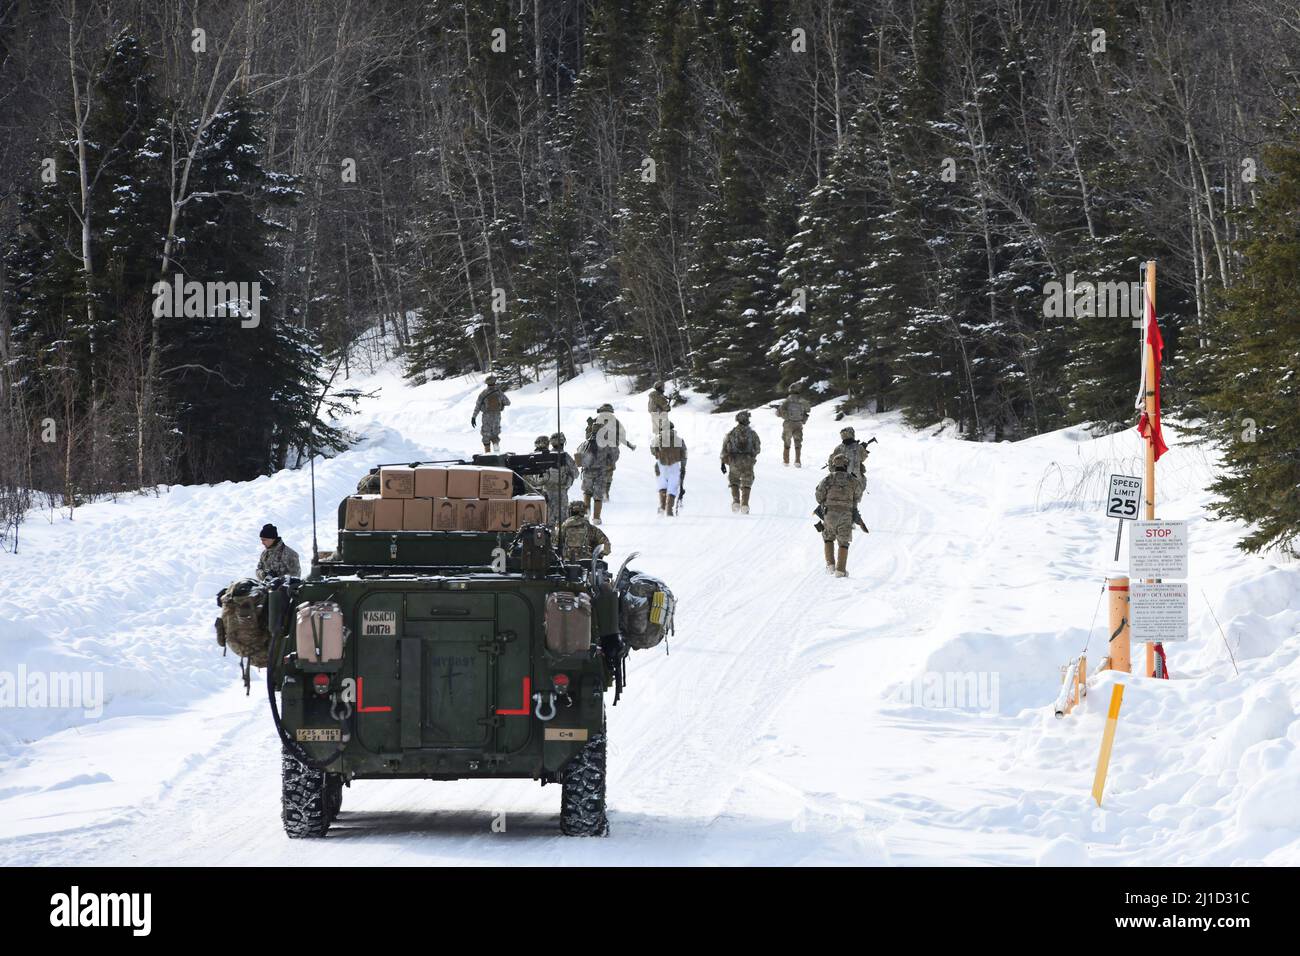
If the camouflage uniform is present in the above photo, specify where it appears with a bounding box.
[537,433,579,528]
[648,384,670,417]
[651,423,687,516]
[558,504,612,563]
[579,405,635,518]
[356,472,380,494]
[827,427,870,502]
[720,412,761,512]
[816,454,865,577]
[256,539,301,580]
[648,382,671,444]
[579,442,614,501]
[471,377,511,451]
[775,386,812,466]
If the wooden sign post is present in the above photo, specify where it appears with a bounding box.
[1107,576,1130,673]
[1141,261,1161,678]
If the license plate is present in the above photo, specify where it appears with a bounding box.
[296,728,341,742]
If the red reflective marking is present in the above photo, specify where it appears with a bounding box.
[356,677,392,713]
[496,676,531,716]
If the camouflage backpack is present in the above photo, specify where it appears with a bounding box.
[619,573,676,650]
[215,578,272,667]
[726,426,758,457]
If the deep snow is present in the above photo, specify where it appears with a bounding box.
[1,363,1297,865]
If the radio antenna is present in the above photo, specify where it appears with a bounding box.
[309,445,319,562]
[555,339,563,529]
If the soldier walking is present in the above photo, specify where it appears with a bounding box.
[816,453,866,578]
[255,523,301,579]
[774,383,812,467]
[471,374,511,453]
[648,380,671,443]
[720,410,761,514]
[579,403,635,523]
[557,500,612,563]
[651,419,687,517]
[827,425,872,502]
[537,432,579,529]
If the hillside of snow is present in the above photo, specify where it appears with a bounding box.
[1,362,1297,865]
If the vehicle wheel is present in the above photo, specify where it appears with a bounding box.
[281,748,331,838]
[325,773,344,823]
[559,733,609,837]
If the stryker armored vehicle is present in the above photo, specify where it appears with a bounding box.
[259,452,673,838]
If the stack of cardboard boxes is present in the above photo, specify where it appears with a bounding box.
[344,465,548,532]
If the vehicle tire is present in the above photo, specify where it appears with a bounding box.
[559,733,609,837]
[325,773,344,823]
[281,748,331,838]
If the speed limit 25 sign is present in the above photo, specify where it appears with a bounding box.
[1106,475,1142,520]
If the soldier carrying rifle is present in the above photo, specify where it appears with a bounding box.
[815,453,867,578]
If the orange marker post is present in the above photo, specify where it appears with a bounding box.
[1091,684,1126,806]
[1107,577,1130,673]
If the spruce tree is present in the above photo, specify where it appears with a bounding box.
[1201,139,1300,554]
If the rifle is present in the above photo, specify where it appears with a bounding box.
[820,435,880,470]
[853,507,869,534]
[812,503,869,535]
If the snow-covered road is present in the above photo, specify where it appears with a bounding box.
[2,366,1298,865]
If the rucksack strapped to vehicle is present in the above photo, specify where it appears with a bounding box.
[216,578,273,669]
[618,572,676,651]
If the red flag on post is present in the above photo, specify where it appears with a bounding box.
[1136,293,1169,461]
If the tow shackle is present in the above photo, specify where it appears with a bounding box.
[532,691,557,722]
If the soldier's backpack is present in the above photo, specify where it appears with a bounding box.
[482,388,504,413]
[726,427,758,457]
[545,591,593,656]
[575,439,597,470]
[216,578,272,667]
[619,573,675,650]
[654,441,685,465]
[294,601,347,663]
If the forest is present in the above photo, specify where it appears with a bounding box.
[1,0,1297,552]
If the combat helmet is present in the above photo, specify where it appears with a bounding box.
[551,431,567,449]
[653,380,665,392]
[788,383,802,393]
[736,411,751,423]
[597,403,614,413]
[840,426,856,440]
[568,500,588,516]
[534,435,551,451]
[830,452,849,469]
[486,374,498,385]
